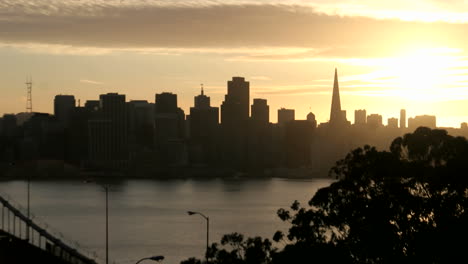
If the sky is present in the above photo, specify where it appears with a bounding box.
[1,0,468,127]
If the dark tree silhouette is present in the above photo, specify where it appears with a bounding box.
[181,233,274,264]
[181,127,468,264]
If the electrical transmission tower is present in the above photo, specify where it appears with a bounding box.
[26,77,32,113]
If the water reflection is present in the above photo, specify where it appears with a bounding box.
[0,178,332,264]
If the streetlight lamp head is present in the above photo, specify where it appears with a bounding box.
[187,211,196,215]
[150,256,164,261]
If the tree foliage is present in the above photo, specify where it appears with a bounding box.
[181,127,468,264]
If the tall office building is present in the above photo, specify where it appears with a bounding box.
[329,68,347,125]
[194,86,210,109]
[154,92,186,165]
[100,93,126,123]
[400,109,406,129]
[88,93,128,170]
[155,93,178,114]
[307,112,317,128]
[221,77,250,124]
[388,118,399,128]
[367,114,383,128]
[251,99,269,124]
[189,87,219,165]
[248,99,272,168]
[84,100,100,112]
[154,92,185,142]
[278,108,295,125]
[54,95,75,126]
[354,109,367,125]
[408,115,436,129]
[220,77,250,168]
[128,100,155,149]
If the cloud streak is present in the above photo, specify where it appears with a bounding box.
[80,79,105,85]
[0,2,467,58]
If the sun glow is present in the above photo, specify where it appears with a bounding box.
[348,47,468,102]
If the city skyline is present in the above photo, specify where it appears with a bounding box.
[1,71,462,129]
[1,1,468,127]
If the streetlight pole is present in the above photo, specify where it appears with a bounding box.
[26,174,30,241]
[84,180,109,264]
[105,185,108,264]
[187,211,209,261]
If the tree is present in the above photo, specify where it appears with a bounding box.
[276,127,468,263]
[182,127,468,264]
[181,233,275,264]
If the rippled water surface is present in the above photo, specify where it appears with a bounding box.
[0,178,333,264]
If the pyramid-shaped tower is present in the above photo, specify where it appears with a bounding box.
[329,68,343,124]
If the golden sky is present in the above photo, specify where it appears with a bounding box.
[1,0,468,127]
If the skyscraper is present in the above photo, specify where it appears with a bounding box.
[88,93,128,170]
[400,109,406,129]
[221,77,250,124]
[278,108,295,125]
[251,99,269,124]
[189,86,219,165]
[54,95,75,126]
[220,77,250,168]
[354,109,367,125]
[307,112,317,128]
[248,99,272,168]
[154,92,185,142]
[330,68,345,125]
[154,92,186,166]
[155,93,178,114]
[194,85,210,109]
[388,118,399,128]
[408,115,436,129]
[367,114,383,128]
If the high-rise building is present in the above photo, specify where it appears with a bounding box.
[128,100,155,149]
[248,99,272,168]
[400,109,406,129]
[387,117,399,128]
[354,109,367,125]
[154,92,186,166]
[278,108,295,125]
[367,114,383,128]
[408,115,436,130]
[155,93,178,114]
[220,77,250,168]
[221,77,250,124]
[189,87,219,165]
[88,93,128,170]
[330,68,347,125]
[251,99,269,124]
[100,93,126,123]
[84,100,100,112]
[307,112,317,128]
[54,95,75,126]
[194,85,210,109]
[154,92,185,142]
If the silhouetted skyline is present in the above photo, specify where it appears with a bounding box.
[2,69,468,176]
[2,1,468,128]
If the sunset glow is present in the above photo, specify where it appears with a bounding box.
[1,1,468,127]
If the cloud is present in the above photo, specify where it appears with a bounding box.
[251,76,272,81]
[80,79,105,85]
[0,3,467,59]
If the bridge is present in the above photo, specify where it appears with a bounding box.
[0,194,98,264]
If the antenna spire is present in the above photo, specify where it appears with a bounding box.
[201,83,204,95]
